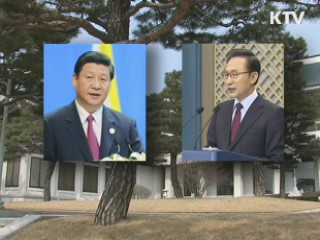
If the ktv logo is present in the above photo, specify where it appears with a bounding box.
[270,11,305,24]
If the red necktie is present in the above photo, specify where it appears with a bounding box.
[87,115,100,161]
[231,103,243,144]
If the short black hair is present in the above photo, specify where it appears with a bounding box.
[226,48,261,83]
[74,51,115,80]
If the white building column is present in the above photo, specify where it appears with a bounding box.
[272,168,280,194]
[0,161,7,193]
[164,167,174,198]
[97,163,106,197]
[75,163,84,199]
[152,168,162,199]
[136,165,162,199]
[233,162,244,197]
[19,155,29,194]
[314,157,320,192]
[50,161,59,198]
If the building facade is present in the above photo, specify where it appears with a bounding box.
[1,53,319,201]
[0,154,163,202]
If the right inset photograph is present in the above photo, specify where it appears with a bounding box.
[182,44,284,162]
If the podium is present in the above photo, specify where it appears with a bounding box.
[182,150,263,162]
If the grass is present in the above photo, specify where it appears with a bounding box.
[5,197,320,213]
[6,213,320,240]
[4,197,320,240]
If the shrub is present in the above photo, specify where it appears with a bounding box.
[132,185,152,199]
[268,193,320,202]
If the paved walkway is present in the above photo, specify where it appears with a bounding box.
[0,210,93,239]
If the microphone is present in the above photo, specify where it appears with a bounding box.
[99,137,122,162]
[193,104,220,150]
[125,138,134,153]
[125,138,146,161]
[99,133,121,161]
[108,128,121,154]
[113,137,121,154]
[100,126,146,161]
[183,106,204,128]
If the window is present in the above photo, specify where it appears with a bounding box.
[217,163,234,195]
[5,158,20,187]
[29,157,49,188]
[58,162,75,191]
[83,165,98,193]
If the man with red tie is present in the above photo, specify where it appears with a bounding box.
[207,49,284,161]
[44,51,143,162]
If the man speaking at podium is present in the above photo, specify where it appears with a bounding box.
[207,49,284,161]
[44,51,144,162]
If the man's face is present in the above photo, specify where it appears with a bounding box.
[73,63,111,113]
[223,57,257,101]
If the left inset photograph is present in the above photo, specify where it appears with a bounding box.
[44,44,146,162]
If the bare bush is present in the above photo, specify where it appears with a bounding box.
[183,162,233,197]
[132,185,152,199]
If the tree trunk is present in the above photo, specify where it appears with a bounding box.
[0,77,12,197]
[43,161,56,201]
[279,161,286,198]
[170,152,183,198]
[253,161,265,196]
[94,0,136,226]
[105,0,130,42]
[95,162,136,225]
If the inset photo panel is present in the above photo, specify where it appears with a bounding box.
[182,44,284,162]
[44,44,146,162]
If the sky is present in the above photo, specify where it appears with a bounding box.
[286,22,320,57]
[71,21,320,94]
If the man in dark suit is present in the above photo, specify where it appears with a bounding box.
[44,51,144,162]
[207,49,284,161]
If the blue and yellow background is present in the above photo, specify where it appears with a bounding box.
[44,44,146,148]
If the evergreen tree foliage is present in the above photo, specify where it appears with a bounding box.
[147,71,183,197]
[1,0,320,223]
[0,22,77,158]
[147,71,182,162]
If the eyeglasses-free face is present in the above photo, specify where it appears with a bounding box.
[73,63,112,114]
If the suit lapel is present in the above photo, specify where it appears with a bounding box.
[229,95,264,150]
[65,102,93,160]
[100,107,117,158]
[223,100,234,149]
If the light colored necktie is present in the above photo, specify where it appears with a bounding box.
[87,115,100,161]
[231,103,243,144]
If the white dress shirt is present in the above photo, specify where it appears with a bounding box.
[232,90,258,123]
[75,100,103,145]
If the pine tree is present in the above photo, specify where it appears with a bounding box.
[0,19,77,201]
[1,0,320,224]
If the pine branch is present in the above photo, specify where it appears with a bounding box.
[48,14,110,42]
[193,5,248,27]
[43,0,95,15]
[135,0,194,44]
[3,11,110,42]
[127,1,177,17]
[1,92,42,99]
[269,0,320,7]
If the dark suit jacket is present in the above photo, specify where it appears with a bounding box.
[44,101,144,162]
[207,95,284,161]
